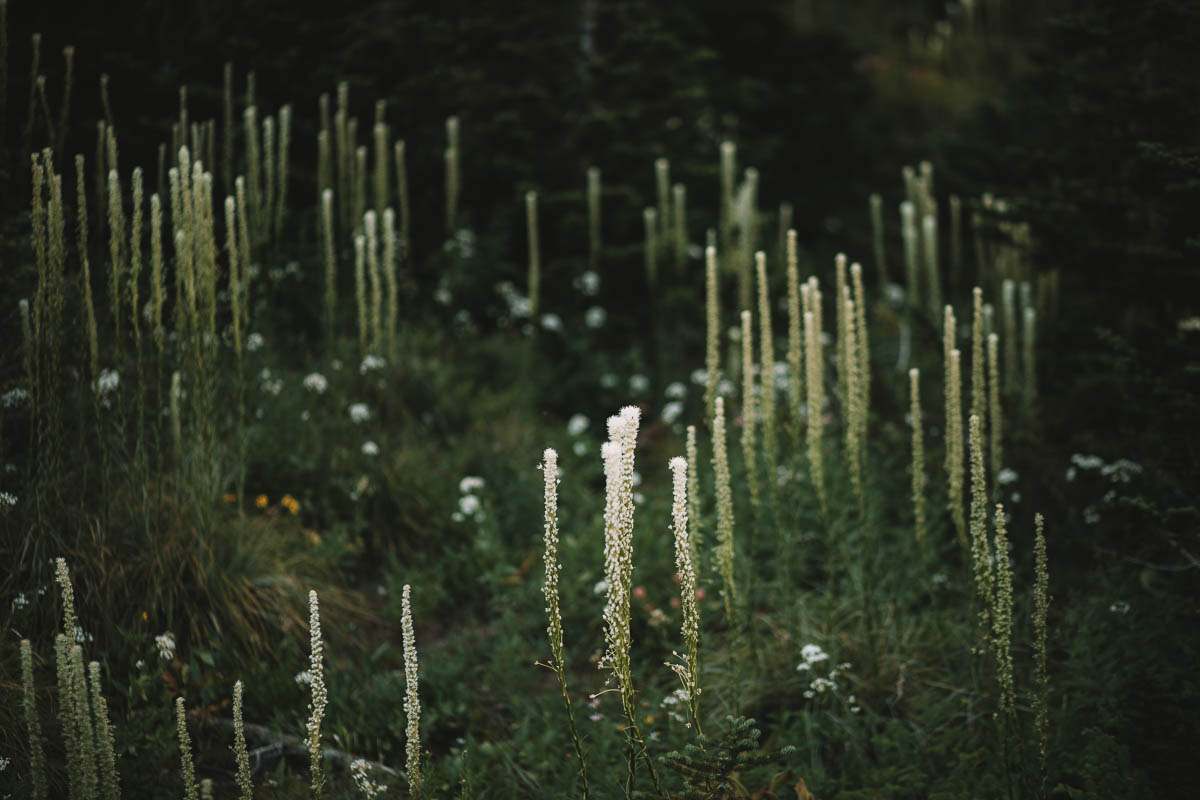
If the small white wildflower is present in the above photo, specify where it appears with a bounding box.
[1071,454,1103,470]
[135,659,145,669]
[585,306,607,328]
[13,592,28,608]
[1066,466,1077,482]
[294,670,314,686]
[633,491,646,505]
[932,572,949,587]
[348,403,370,423]
[727,326,741,343]
[1011,491,1022,503]
[0,492,17,508]
[2,388,28,408]
[246,333,264,351]
[362,441,380,456]
[690,368,707,385]
[1109,601,1131,615]
[567,414,590,436]
[593,579,609,595]
[360,354,386,374]
[575,271,601,296]
[95,368,120,395]
[510,295,533,318]
[662,401,684,424]
[155,632,176,661]
[997,468,1018,485]
[459,476,485,494]
[74,625,93,644]
[1101,459,1142,483]
[302,373,328,394]
[458,494,481,517]
[573,440,589,456]
[629,374,649,394]
[665,381,687,399]
[350,758,388,799]
[540,313,563,332]
[885,283,906,305]
[451,512,464,523]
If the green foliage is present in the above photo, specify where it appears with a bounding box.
[661,715,796,799]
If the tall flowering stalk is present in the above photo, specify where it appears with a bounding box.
[232,681,253,800]
[401,584,422,798]
[991,504,1015,718]
[598,406,663,798]
[851,261,870,451]
[968,415,994,643]
[89,661,120,800]
[704,245,721,424]
[21,639,48,800]
[711,397,738,627]
[539,448,591,798]
[755,252,778,493]
[910,369,927,550]
[685,425,704,574]
[843,292,863,513]
[785,230,803,442]
[177,697,199,800]
[740,309,760,520]
[988,333,1002,497]
[1033,513,1051,788]
[667,456,703,734]
[945,311,967,550]
[804,306,827,518]
[306,590,328,797]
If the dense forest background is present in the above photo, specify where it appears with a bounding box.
[2,0,1198,797]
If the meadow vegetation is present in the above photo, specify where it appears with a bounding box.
[2,1,1198,798]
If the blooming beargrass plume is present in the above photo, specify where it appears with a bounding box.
[21,639,48,800]
[909,368,926,550]
[1033,512,1052,790]
[991,503,1015,718]
[306,589,328,796]
[177,697,199,800]
[232,680,253,800]
[968,414,994,643]
[667,455,703,733]
[740,309,761,522]
[704,244,721,424]
[539,447,591,797]
[711,396,738,628]
[401,584,423,798]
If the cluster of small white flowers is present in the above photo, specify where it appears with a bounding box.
[540,313,563,332]
[541,449,564,656]
[1101,459,1142,483]
[400,585,422,798]
[773,362,791,393]
[155,632,176,661]
[434,285,453,306]
[350,758,388,798]
[246,332,264,351]
[259,368,283,396]
[716,378,735,397]
[0,492,17,508]
[2,387,28,408]
[573,440,588,457]
[294,670,314,686]
[997,468,1019,485]
[496,281,533,318]
[797,644,853,701]
[449,228,476,259]
[690,368,707,386]
[97,368,120,395]
[454,476,485,523]
[665,381,688,399]
[567,414,589,437]
[13,591,28,608]
[574,270,600,296]
[585,306,607,329]
[302,373,328,394]
[1109,601,1131,615]
[662,401,684,425]
[74,626,93,644]
[659,688,691,724]
[348,403,370,423]
[360,354,386,374]
[361,441,379,456]
[629,374,649,394]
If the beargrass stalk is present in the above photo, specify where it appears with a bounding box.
[755,252,778,497]
[262,115,275,242]
[373,120,389,216]
[232,681,253,800]
[70,644,99,800]
[235,176,252,332]
[1002,279,1017,392]
[949,194,962,293]
[55,45,73,156]
[88,661,120,800]
[222,63,233,197]
[1023,307,1037,411]
[1033,512,1051,789]
[668,455,703,734]
[354,234,367,357]
[275,104,291,240]
[704,245,720,424]
[945,309,967,550]
[673,182,687,272]
[364,210,382,353]
[306,590,328,797]
[401,585,423,798]
[539,448,591,798]
[321,190,336,344]
[988,333,1002,496]
[850,262,870,450]
[869,193,888,284]
[834,253,849,415]
[394,140,411,262]
[75,156,99,385]
[526,190,540,318]
[383,207,398,361]
[654,157,670,237]
[353,144,367,235]
[685,424,703,573]
[740,309,760,524]
[804,302,827,519]
[107,168,125,344]
[971,287,986,438]
[445,115,460,234]
[587,166,601,270]
[177,697,199,800]
[900,201,918,309]
[968,414,994,642]
[643,207,657,287]
[992,503,1015,718]
[922,213,941,317]
[910,368,926,550]
[719,141,736,261]
[243,106,260,242]
[843,292,863,514]
[21,639,48,800]
[785,230,803,439]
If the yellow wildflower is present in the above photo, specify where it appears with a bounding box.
[281,494,300,515]
[255,494,269,509]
